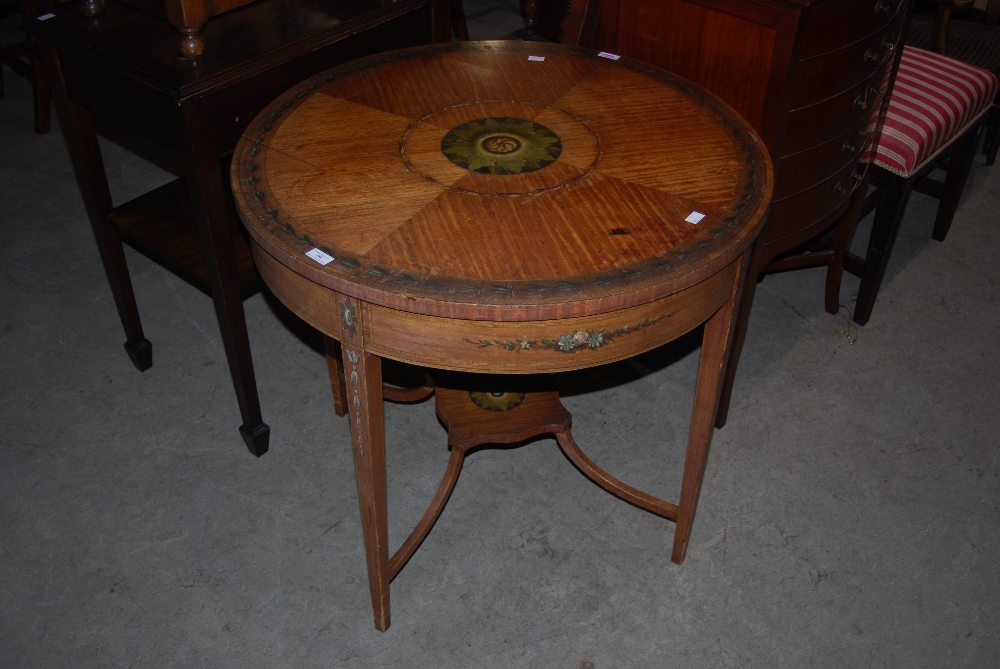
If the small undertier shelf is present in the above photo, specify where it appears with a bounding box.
[108,178,260,298]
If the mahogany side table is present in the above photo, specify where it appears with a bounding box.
[231,41,773,629]
[28,0,453,456]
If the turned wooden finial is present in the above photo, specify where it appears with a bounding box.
[523,0,540,39]
[177,27,205,57]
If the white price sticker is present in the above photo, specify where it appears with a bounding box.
[528,55,546,62]
[685,212,706,225]
[305,248,335,265]
[598,52,621,60]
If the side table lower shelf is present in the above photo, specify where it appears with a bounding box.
[108,177,261,298]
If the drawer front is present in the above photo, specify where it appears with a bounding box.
[798,0,907,59]
[762,195,853,252]
[765,160,870,245]
[791,18,903,109]
[782,65,890,156]
[774,118,875,199]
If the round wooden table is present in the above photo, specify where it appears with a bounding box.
[231,40,772,631]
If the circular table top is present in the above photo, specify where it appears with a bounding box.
[232,41,772,322]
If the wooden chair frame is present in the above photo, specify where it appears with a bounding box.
[828,118,985,325]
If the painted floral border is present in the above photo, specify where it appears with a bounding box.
[463,314,670,353]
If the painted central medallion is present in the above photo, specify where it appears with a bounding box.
[441,117,562,175]
[399,100,600,198]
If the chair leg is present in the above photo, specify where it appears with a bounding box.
[852,172,914,326]
[30,38,51,135]
[983,105,1000,166]
[826,171,873,315]
[16,0,52,134]
[931,122,981,242]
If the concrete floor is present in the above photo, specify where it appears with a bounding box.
[2,3,999,667]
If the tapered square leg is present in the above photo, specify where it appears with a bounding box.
[336,296,391,631]
[674,259,744,564]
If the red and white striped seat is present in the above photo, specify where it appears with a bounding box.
[871,46,998,177]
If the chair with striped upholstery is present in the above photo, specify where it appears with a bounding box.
[828,45,998,325]
[906,0,1000,164]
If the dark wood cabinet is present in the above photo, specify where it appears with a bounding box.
[30,0,453,456]
[597,0,911,423]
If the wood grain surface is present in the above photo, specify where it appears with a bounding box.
[232,41,772,322]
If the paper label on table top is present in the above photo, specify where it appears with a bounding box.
[598,52,621,60]
[528,55,546,62]
[305,248,335,265]
[38,12,55,19]
[685,211,706,224]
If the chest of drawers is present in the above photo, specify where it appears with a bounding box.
[599,0,908,259]
[597,0,911,423]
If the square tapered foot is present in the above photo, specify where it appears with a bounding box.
[124,338,152,371]
[239,422,270,457]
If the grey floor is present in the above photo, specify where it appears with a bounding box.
[2,3,999,667]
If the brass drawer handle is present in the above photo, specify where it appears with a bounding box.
[881,36,896,53]
[874,0,902,16]
[844,134,872,156]
[864,48,878,63]
[875,0,904,19]
[851,167,869,194]
[835,170,864,198]
[856,85,884,111]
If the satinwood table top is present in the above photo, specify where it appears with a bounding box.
[232,40,772,322]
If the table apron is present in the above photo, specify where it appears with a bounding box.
[253,243,740,374]
[253,244,344,340]
[363,265,738,373]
